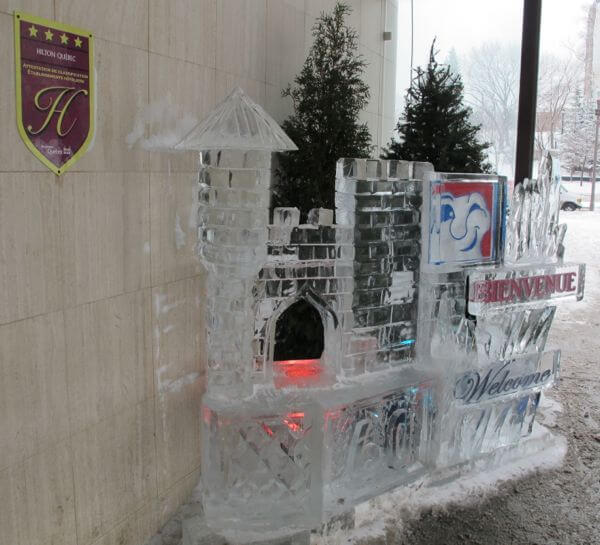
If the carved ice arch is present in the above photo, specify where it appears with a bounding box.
[256,284,343,385]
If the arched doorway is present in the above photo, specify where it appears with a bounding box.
[274,299,324,361]
[267,289,340,388]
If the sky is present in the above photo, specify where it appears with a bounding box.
[395,0,590,112]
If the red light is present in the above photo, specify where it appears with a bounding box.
[283,412,305,433]
[261,422,275,437]
[278,359,320,377]
[273,358,333,388]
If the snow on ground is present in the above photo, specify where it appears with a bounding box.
[557,209,600,319]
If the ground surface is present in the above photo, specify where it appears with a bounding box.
[373,210,600,545]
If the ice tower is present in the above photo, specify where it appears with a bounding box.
[173,89,585,543]
[176,87,297,397]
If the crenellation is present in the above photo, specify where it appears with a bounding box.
[307,207,334,225]
[272,206,301,226]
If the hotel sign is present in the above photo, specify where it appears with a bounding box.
[466,263,585,316]
[14,12,94,175]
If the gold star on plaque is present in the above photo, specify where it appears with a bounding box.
[44,29,53,41]
[28,25,38,37]
[74,36,82,48]
[60,33,69,45]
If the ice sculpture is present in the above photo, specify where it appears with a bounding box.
[171,88,584,542]
[418,152,585,466]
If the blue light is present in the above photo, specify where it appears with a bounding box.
[400,339,415,345]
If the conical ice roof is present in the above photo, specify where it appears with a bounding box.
[174,87,297,151]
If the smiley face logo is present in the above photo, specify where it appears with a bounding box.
[438,192,491,262]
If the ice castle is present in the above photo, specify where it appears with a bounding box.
[174,88,586,540]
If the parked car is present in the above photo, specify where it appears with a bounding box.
[560,185,584,211]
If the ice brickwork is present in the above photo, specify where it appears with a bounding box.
[189,90,297,397]
[336,158,430,375]
[252,219,354,384]
[307,207,334,225]
[195,148,437,535]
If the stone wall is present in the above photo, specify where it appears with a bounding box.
[0,2,397,545]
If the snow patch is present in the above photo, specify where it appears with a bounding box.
[154,293,182,316]
[158,372,201,394]
[127,95,198,151]
[537,394,563,428]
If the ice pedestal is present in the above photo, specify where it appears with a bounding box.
[201,372,434,531]
[201,394,321,532]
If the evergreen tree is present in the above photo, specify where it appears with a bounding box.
[444,47,460,78]
[273,2,371,216]
[383,41,491,173]
[561,87,596,181]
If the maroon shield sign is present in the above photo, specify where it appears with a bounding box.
[14,12,94,175]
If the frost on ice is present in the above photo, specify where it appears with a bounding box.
[166,88,585,540]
